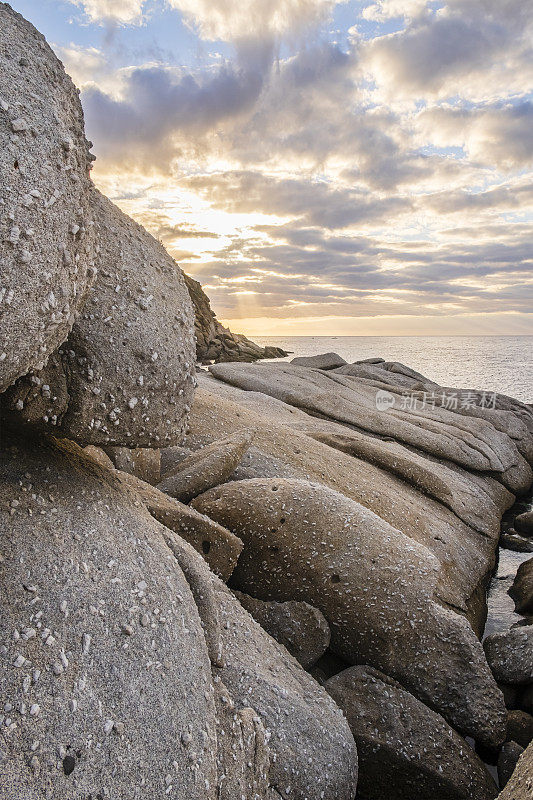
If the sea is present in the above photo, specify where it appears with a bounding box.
[255,335,533,404]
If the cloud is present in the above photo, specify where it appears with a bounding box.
[69,0,145,24]
[167,0,343,43]
[362,0,533,101]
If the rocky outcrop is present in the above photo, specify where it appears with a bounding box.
[326,665,497,800]
[105,445,161,485]
[193,478,506,746]
[2,189,196,447]
[0,2,95,392]
[184,274,287,363]
[515,511,533,536]
[233,591,331,669]
[0,435,218,799]
[291,353,347,370]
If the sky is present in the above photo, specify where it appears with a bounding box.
[12,0,533,336]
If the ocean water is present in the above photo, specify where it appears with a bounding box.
[255,335,533,403]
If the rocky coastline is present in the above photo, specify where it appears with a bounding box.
[1,4,532,799]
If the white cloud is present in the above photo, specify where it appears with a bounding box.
[168,0,343,42]
[69,0,145,24]
[362,0,429,22]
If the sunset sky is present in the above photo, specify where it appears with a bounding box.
[13,0,533,336]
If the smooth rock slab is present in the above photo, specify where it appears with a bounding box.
[326,665,497,800]
[291,353,347,370]
[193,478,506,747]
[3,189,196,447]
[484,628,533,685]
[0,434,217,800]
[233,591,331,669]
[0,3,95,392]
[509,558,533,615]
[157,431,253,502]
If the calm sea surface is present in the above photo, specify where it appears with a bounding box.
[255,335,533,403]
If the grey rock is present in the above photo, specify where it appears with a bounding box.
[497,742,524,790]
[509,558,533,615]
[157,431,253,503]
[497,741,533,799]
[515,511,533,536]
[326,665,497,800]
[0,434,217,799]
[507,710,533,749]
[291,353,347,370]
[3,190,196,447]
[193,478,506,747]
[0,3,95,391]
[484,628,533,685]
[233,591,330,669]
[117,470,243,581]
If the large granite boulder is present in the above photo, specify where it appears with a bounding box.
[515,511,533,536]
[193,478,506,746]
[184,274,287,363]
[3,190,196,447]
[0,3,95,392]
[291,353,347,370]
[0,433,217,799]
[497,741,533,799]
[326,665,497,800]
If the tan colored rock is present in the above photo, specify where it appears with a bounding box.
[3,189,196,447]
[82,444,114,470]
[0,434,217,800]
[233,591,330,669]
[188,382,506,626]
[105,445,161,485]
[157,431,253,502]
[326,665,497,800]
[193,478,506,746]
[497,741,533,799]
[117,470,243,581]
[0,3,95,392]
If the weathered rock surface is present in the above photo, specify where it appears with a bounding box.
[193,478,506,746]
[208,363,533,493]
[116,470,243,581]
[190,378,510,628]
[291,353,347,370]
[82,444,114,470]
[326,665,497,800]
[497,741,533,799]
[157,431,252,502]
[0,2,95,391]
[185,274,287,363]
[515,511,533,536]
[509,558,533,615]
[0,434,217,799]
[484,628,533,685]
[105,445,161,485]
[3,189,196,447]
[497,741,524,790]
[501,533,533,553]
[507,710,533,749]
[233,591,330,669]
[214,579,358,800]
